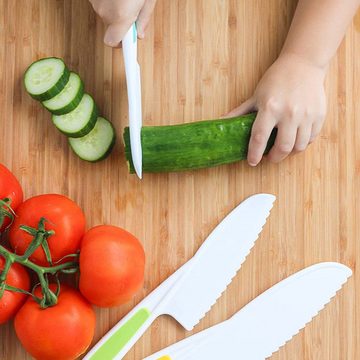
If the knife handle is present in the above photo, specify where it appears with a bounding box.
[85,305,157,360]
[84,260,193,360]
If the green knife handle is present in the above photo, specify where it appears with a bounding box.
[86,307,151,360]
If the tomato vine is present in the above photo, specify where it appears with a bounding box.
[0,198,15,230]
[0,217,79,308]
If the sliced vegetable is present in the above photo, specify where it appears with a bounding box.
[15,284,96,360]
[24,57,70,101]
[123,113,277,173]
[79,225,145,307]
[0,255,30,324]
[52,93,98,138]
[42,72,84,115]
[9,194,86,266]
[0,164,23,232]
[69,117,116,162]
[24,58,115,162]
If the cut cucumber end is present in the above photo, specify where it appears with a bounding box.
[42,72,84,115]
[52,94,98,138]
[69,117,116,162]
[124,127,136,174]
[24,57,70,101]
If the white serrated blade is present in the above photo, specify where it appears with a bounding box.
[123,24,143,179]
[163,194,276,330]
[229,262,352,359]
[146,262,352,360]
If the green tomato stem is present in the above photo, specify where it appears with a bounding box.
[0,245,78,273]
[0,244,78,307]
[0,198,15,230]
[0,251,12,283]
[19,218,55,262]
[0,217,79,308]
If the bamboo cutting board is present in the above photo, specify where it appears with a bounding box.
[0,1,359,359]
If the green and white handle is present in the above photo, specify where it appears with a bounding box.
[84,259,194,360]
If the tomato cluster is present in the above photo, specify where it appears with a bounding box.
[0,164,146,360]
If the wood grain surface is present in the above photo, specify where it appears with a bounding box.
[0,0,359,359]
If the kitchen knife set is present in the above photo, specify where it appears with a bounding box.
[85,194,352,360]
[89,24,352,360]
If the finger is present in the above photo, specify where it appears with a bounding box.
[223,98,256,119]
[137,0,157,39]
[104,22,134,47]
[247,110,277,166]
[293,125,312,153]
[309,121,323,143]
[267,122,297,163]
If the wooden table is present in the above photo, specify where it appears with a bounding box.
[1,1,359,359]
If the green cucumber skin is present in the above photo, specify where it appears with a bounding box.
[43,79,84,115]
[69,121,116,163]
[123,113,277,174]
[24,58,70,101]
[52,102,98,138]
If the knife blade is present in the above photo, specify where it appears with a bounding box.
[164,193,276,330]
[84,193,275,360]
[145,262,352,360]
[122,23,142,179]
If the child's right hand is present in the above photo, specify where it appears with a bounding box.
[89,0,157,47]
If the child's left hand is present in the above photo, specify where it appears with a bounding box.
[225,53,327,166]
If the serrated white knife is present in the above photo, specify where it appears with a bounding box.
[145,262,352,360]
[122,23,142,179]
[84,193,276,360]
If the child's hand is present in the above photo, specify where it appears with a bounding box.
[225,53,326,166]
[89,0,157,46]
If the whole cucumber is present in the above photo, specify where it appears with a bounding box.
[123,113,277,174]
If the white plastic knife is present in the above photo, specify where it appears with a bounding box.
[145,262,352,360]
[84,193,276,360]
[122,23,142,179]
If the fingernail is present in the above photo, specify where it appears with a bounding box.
[104,38,117,47]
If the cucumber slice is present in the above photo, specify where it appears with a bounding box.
[69,117,116,162]
[42,72,84,115]
[52,94,98,138]
[24,57,70,101]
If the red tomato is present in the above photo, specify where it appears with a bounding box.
[79,225,145,307]
[0,163,23,232]
[0,254,30,324]
[9,194,86,266]
[15,284,96,360]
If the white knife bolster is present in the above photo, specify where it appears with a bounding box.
[146,259,196,315]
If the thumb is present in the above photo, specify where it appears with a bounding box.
[222,98,256,118]
[136,0,157,39]
[104,22,133,47]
